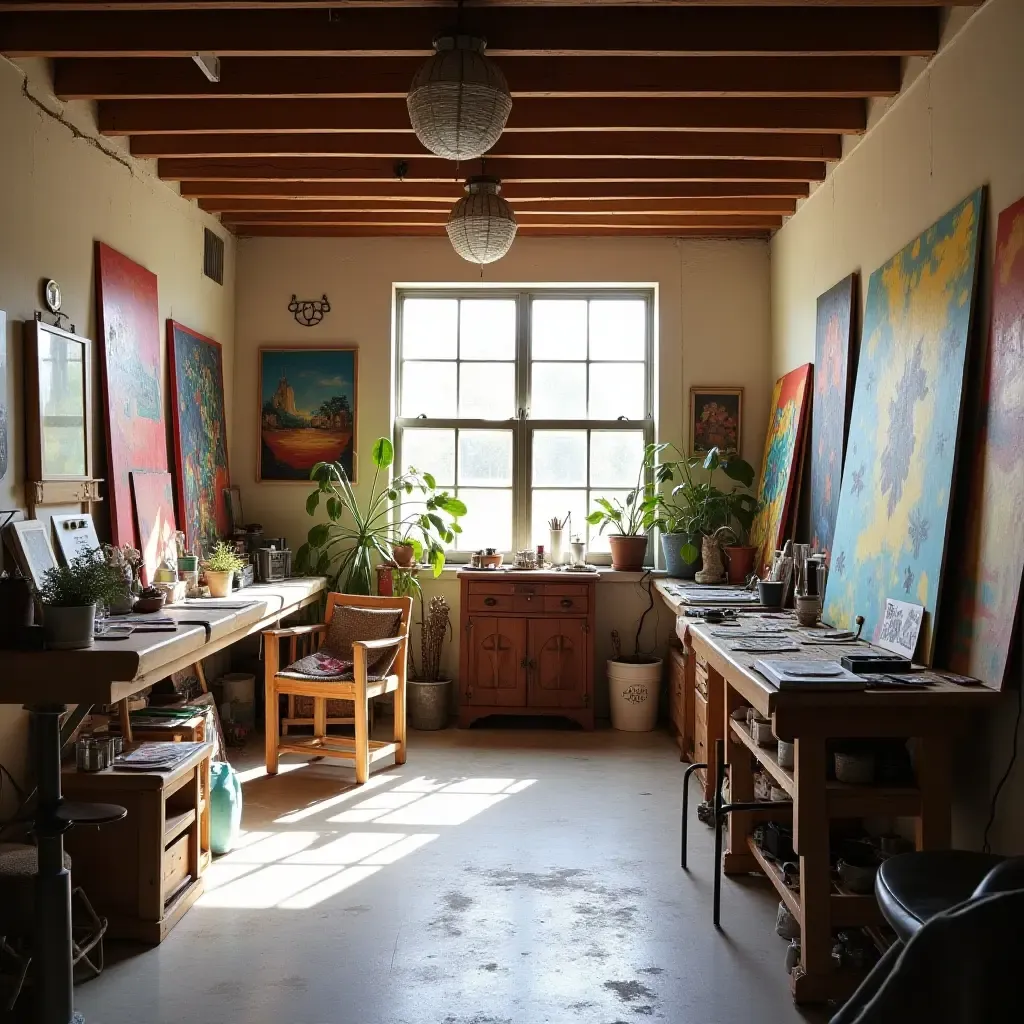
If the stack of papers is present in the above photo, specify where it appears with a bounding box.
[754,659,866,691]
[113,742,206,771]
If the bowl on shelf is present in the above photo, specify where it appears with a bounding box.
[132,588,166,614]
[479,553,503,569]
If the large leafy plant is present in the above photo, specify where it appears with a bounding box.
[585,450,659,537]
[648,443,760,563]
[295,437,466,594]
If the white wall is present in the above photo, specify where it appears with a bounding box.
[0,57,237,810]
[233,235,773,713]
[769,0,1024,852]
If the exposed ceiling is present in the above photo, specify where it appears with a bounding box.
[0,2,969,240]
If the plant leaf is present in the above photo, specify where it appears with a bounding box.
[423,472,436,489]
[315,552,332,575]
[372,437,395,469]
[308,523,331,548]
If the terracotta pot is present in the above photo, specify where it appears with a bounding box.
[724,545,756,584]
[205,570,234,598]
[607,534,649,572]
[392,543,415,568]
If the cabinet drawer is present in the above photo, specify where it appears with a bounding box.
[541,584,589,597]
[514,593,544,613]
[162,835,190,904]
[467,594,515,613]
[694,691,708,736]
[543,594,588,614]
[467,582,515,596]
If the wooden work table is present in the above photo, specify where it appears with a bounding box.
[1,577,325,1024]
[684,618,998,1004]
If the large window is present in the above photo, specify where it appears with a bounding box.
[395,290,654,560]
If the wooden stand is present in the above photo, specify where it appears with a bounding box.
[61,743,213,944]
[457,570,597,729]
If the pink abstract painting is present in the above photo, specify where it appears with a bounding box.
[131,471,177,587]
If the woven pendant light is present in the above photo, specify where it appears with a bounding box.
[447,177,518,265]
[407,34,512,161]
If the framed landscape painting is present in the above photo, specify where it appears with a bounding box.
[168,321,231,554]
[690,387,742,454]
[258,348,357,482]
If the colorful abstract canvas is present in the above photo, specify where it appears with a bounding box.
[258,348,357,482]
[748,364,812,577]
[945,194,1024,688]
[810,275,858,564]
[690,387,742,454]
[131,470,177,587]
[823,188,985,663]
[168,321,231,554]
[96,243,167,546]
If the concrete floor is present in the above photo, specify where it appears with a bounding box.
[75,726,819,1024]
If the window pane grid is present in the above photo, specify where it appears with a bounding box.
[397,290,653,558]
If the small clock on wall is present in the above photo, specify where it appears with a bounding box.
[43,279,62,314]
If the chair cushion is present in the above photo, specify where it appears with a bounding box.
[875,850,1005,942]
[278,605,403,681]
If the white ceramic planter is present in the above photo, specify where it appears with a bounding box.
[607,657,663,731]
[44,603,96,650]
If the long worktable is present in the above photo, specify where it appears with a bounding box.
[682,616,997,1004]
[0,577,326,1024]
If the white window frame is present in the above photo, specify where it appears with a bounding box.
[394,287,656,563]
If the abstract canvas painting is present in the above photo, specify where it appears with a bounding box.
[945,194,1024,688]
[96,243,167,546]
[810,274,857,564]
[748,364,812,577]
[690,387,742,454]
[168,321,231,554]
[131,470,177,587]
[823,188,985,663]
[258,348,357,482]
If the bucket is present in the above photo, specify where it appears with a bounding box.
[607,657,663,731]
[219,672,255,729]
[408,678,451,730]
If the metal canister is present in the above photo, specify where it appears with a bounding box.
[76,736,108,772]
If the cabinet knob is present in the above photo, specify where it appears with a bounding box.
[484,597,497,606]
[560,598,573,608]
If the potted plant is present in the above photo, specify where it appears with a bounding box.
[585,453,658,572]
[203,541,245,598]
[407,593,452,730]
[715,487,763,584]
[649,444,758,580]
[37,549,126,650]
[295,437,466,595]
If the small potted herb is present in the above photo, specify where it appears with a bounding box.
[203,541,245,598]
[585,452,658,572]
[38,550,126,650]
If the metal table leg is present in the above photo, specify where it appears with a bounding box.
[680,761,707,870]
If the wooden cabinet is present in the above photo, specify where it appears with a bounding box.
[692,651,723,799]
[667,645,690,760]
[459,571,597,728]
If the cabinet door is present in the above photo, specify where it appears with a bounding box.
[465,617,526,706]
[528,618,588,708]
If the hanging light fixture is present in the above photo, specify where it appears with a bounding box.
[407,34,512,161]
[447,177,518,265]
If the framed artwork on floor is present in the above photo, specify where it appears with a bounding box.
[823,188,985,664]
[168,321,231,555]
[810,274,857,565]
[748,364,813,578]
[258,347,358,483]
[690,387,742,455]
[130,470,177,587]
[944,193,1024,689]
[95,242,167,547]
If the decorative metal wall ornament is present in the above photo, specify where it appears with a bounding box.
[407,34,512,161]
[447,177,517,265]
[288,294,331,327]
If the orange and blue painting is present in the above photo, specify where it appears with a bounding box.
[947,194,1024,688]
[810,275,857,564]
[168,322,231,553]
[823,188,985,663]
[749,363,812,577]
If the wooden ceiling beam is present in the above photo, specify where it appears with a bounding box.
[132,131,842,161]
[98,97,867,136]
[159,156,826,182]
[197,196,799,215]
[7,8,939,57]
[180,179,811,199]
[0,3,968,12]
[230,225,773,239]
[218,211,783,228]
[55,55,901,99]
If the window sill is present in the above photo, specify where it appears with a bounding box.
[428,566,666,584]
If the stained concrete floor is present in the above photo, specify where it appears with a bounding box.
[75,726,819,1024]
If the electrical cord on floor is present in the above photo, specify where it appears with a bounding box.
[633,569,655,656]
[982,680,1022,854]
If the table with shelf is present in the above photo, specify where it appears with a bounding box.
[0,578,326,1024]
[685,619,998,1004]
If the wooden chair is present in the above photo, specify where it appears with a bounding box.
[263,593,412,784]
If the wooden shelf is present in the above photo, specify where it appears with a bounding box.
[826,781,921,817]
[746,835,801,920]
[163,808,196,845]
[830,881,884,927]
[730,718,795,797]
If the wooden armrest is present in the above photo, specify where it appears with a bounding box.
[263,624,327,639]
[352,635,407,651]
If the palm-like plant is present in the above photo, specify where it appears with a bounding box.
[294,437,466,594]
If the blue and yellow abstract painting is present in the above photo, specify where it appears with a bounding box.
[823,188,985,663]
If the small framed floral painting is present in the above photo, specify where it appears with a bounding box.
[690,387,742,455]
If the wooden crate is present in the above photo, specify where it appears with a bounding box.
[62,742,213,944]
